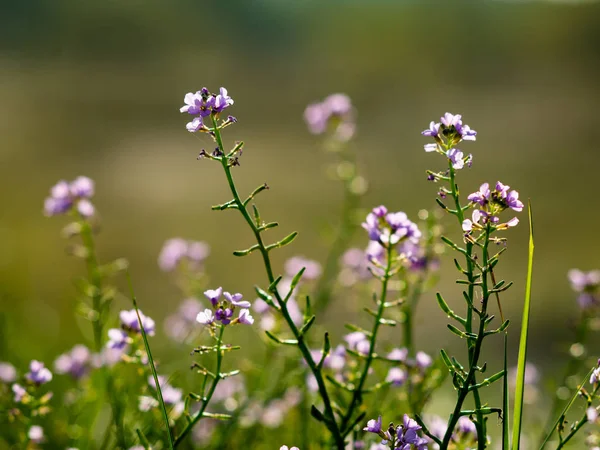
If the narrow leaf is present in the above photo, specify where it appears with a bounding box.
[126,272,174,450]
[232,244,260,257]
[512,201,534,450]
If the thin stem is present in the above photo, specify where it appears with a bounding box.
[555,384,599,450]
[440,224,492,450]
[174,326,225,446]
[340,243,394,435]
[313,150,361,314]
[79,219,126,448]
[208,115,345,449]
[540,315,589,445]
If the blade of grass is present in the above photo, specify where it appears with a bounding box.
[511,201,534,450]
[126,271,175,450]
[502,332,510,449]
[538,366,595,450]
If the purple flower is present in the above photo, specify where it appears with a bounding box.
[238,309,254,325]
[386,367,407,386]
[12,383,27,402]
[467,183,491,206]
[70,176,94,198]
[158,238,210,272]
[422,121,441,137]
[215,308,234,325]
[415,351,433,370]
[44,177,96,217]
[363,416,383,434]
[304,93,355,141]
[26,360,52,385]
[568,269,600,309]
[504,190,524,212]
[196,309,214,325]
[224,292,251,309]
[284,256,322,280]
[441,113,462,128]
[424,143,438,152]
[591,366,600,385]
[456,416,477,436]
[180,92,203,115]
[28,426,44,444]
[387,348,408,362]
[213,87,234,113]
[54,345,91,379]
[186,116,203,133]
[280,446,300,450]
[0,362,16,383]
[456,122,477,141]
[447,148,465,170]
[362,206,421,247]
[107,328,129,350]
[204,287,223,306]
[120,309,155,336]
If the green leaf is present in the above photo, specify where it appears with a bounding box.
[300,315,316,335]
[268,276,282,293]
[126,272,174,450]
[257,221,279,232]
[285,267,306,302]
[512,201,534,450]
[232,244,260,257]
[266,231,299,251]
[243,182,269,207]
[436,292,467,326]
[264,330,298,346]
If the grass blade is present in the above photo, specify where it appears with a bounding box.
[511,201,534,450]
[502,332,510,449]
[126,271,175,450]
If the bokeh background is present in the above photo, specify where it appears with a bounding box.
[1,0,600,420]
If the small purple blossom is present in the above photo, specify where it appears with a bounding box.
[205,287,223,306]
[568,269,600,308]
[363,416,383,434]
[362,206,421,247]
[304,93,355,141]
[238,309,254,325]
[44,177,96,217]
[284,256,322,281]
[215,308,234,325]
[26,360,53,385]
[12,383,27,402]
[54,345,91,379]
[107,328,129,350]
[441,113,462,128]
[447,148,465,170]
[415,351,433,370]
[28,425,44,444]
[180,87,234,132]
[386,367,407,386]
[387,348,408,362]
[422,121,440,137]
[224,292,251,309]
[196,309,215,325]
[424,143,438,152]
[0,362,17,383]
[158,238,210,272]
[119,309,156,336]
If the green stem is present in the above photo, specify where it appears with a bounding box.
[79,219,126,448]
[555,384,599,450]
[540,315,589,445]
[174,326,225,446]
[440,224,492,450]
[340,243,395,435]
[208,115,345,449]
[313,152,361,314]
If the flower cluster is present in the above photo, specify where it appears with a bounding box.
[362,206,421,247]
[180,87,234,132]
[158,238,210,272]
[43,176,95,217]
[422,113,476,170]
[462,181,523,232]
[106,308,156,352]
[364,415,428,449]
[304,93,355,142]
[54,345,91,380]
[196,287,254,327]
[568,269,600,309]
[26,360,53,385]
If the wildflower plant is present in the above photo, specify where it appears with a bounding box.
[4,83,600,450]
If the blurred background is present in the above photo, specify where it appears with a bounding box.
[1,0,600,414]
